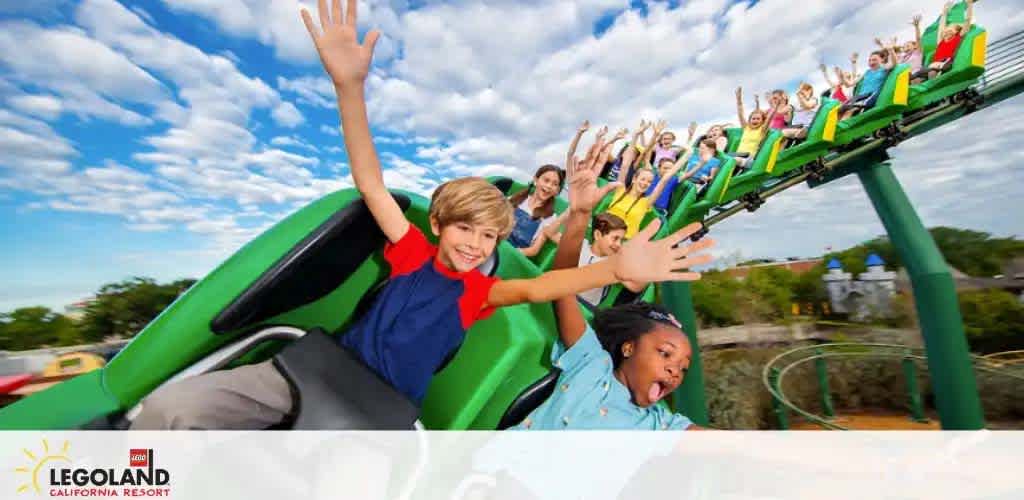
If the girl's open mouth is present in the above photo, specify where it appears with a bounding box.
[648,381,669,403]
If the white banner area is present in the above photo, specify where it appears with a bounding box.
[0,431,1021,499]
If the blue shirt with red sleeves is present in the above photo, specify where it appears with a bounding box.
[340,225,499,405]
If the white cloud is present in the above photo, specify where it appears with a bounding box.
[277,75,335,108]
[0,21,167,126]
[6,94,63,120]
[320,124,340,136]
[272,101,305,127]
[271,135,320,153]
[0,110,76,174]
[156,0,405,63]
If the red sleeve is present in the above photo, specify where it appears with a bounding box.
[458,271,501,330]
[382,225,435,278]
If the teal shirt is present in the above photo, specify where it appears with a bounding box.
[514,325,694,430]
[858,68,888,96]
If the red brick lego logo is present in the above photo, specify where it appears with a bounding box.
[129,449,148,467]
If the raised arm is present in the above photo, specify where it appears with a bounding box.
[911,15,923,47]
[849,52,860,80]
[939,2,950,35]
[735,87,747,127]
[646,157,684,202]
[550,197,592,348]
[964,0,975,29]
[616,121,648,184]
[884,45,897,70]
[565,120,589,168]
[820,63,837,87]
[302,0,406,242]
[675,147,698,181]
[639,120,666,168]
[603,128,628,160]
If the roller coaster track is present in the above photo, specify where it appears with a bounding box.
[761,343,1024,430]
[980,349,1024,369]
[701,28,1024,231]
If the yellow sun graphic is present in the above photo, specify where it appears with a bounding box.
[14,439,70,494]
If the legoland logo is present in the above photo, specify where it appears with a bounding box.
[15,440,171,497]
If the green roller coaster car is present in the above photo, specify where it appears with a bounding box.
[710,128,784,208]
[909,3,987,109]
[833,64,911,146]
[0,189,561,430]
[770,98,841,177]
[663,152,738,231]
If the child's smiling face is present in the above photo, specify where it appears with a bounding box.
[616,326,691,407]
[592,228,625,257]
[748,110,766,128]
[632,169,654,194]
[431,218,499,273]
[533,170,562,202]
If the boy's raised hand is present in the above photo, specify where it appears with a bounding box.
[566,140,619,214]
[612,221,715,284]
[301,0,380,91]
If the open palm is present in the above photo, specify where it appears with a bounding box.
[614,221,715,283]
[567,139,619,213]
[302,0,380,89]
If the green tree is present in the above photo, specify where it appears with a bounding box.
[0,307,82,351]
[79,277,195,341]
[958,289,1024,354]
[745,267,796,321]
[691,271,743,327]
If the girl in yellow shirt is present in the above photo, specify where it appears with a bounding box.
[607,138,683,238]
[733,86,769,169]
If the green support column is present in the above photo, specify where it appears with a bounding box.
[769,367,790,430]
[902,353,928,423]
[662,281,709,426]
[857,160,984,429]
[814,348,835,419]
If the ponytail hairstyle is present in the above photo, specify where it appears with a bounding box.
[593,303,685,369]
[507,164,566,220]
[591,213,627,239]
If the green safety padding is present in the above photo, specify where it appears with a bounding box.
[0,370,121,430]
[714,129,782,205]
[834,64,911,146]
[664,153,738,233]
[772,98,841,177]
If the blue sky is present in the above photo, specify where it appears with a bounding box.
[1,0,1023,312]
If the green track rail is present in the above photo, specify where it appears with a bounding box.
[761,343,1024,430]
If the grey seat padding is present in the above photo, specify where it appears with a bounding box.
[273,328,419,430]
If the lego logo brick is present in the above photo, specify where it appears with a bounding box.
[130,449,149,467]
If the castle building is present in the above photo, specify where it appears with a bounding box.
[823,254,897,321]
